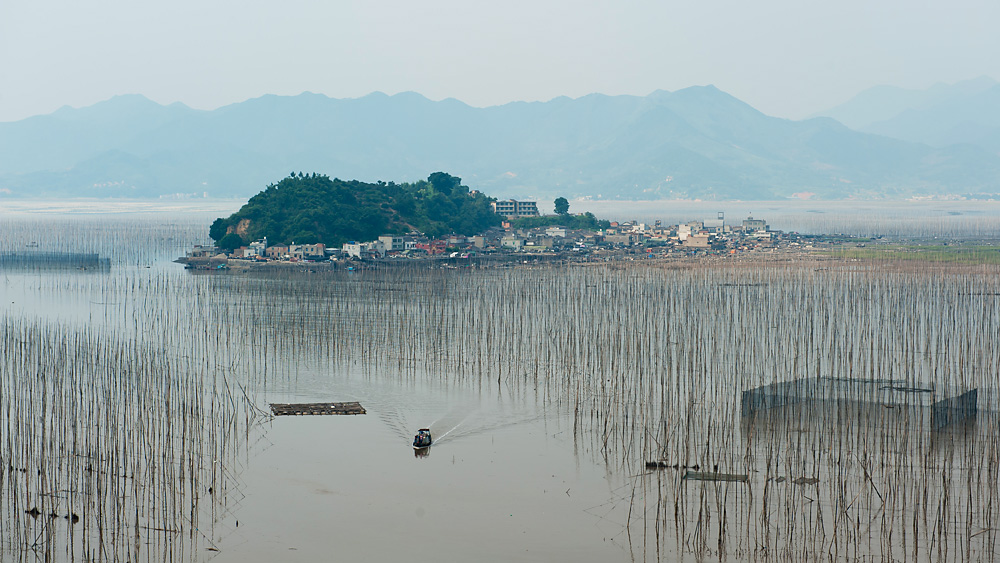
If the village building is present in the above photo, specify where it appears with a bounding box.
[501,236,525,250]
[288,243,325,260]
[246,240,267,258]
[605,234,637,246]
[524,236,555,250]
[342,242,364,258]
[265,245,289,260]
[682,234,712,248]
[491,199,540,218]
[414,240,447,255]
[187,245,219,258]
[378,235,404,252]
[742,216,768,232]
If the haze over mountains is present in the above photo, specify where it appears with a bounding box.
[2,83,999,201]
[815,76,1000,152]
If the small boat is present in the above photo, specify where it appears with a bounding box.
[412,428,432,449]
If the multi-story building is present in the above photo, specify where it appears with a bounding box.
[265,245,289,260]
[288,243,326,260]
[500,236,524,250]
[246,239,267,258]
[342,242,364,258]
[742,216,768,232]
[492,199,539,218]
[378,235,404,252]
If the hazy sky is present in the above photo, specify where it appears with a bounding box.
[2,0,998,122]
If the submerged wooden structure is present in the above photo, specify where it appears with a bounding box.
[269,402,366,416]
[682,471,750,483]
[740,376,978,431]
[0,251,110,271]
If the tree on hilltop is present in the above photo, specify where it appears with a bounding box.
[554,197,569,215]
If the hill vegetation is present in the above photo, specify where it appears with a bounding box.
[209,172,500,249]
[509,213,610,231]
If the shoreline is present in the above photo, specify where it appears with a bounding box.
[176,243,1000,274]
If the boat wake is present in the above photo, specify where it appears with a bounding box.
[375,399,544,448]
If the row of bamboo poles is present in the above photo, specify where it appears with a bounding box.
[1,215,999,561]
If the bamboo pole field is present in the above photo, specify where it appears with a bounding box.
[1,214,999,561]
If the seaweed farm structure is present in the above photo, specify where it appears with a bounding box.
[4,211,1000,562]
[0,251,110,270]
[742,376,978,431]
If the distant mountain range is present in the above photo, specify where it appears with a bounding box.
[2,86,999,200]
[814,77,1000,153]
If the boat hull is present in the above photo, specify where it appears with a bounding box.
[412,428,432,449]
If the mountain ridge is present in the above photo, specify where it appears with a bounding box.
[2,87,998,200]
[814,77,1000,152]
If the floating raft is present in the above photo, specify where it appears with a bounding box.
[682,471,749,483]
[269,402,366,416]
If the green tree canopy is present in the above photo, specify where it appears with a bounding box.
[208,172,500,247]
[554,197,569,215]
[509,212,609,231]
[216,233,245,252]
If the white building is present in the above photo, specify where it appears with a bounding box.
[342,242,364,258]
[246,240,267,258]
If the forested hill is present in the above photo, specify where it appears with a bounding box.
[208,172,500,249]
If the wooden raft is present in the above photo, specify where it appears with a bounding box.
[269,402,366,416]
[682,470,749,483]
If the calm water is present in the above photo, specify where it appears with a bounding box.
[0,281,634,563]
[2,204,1000,562]
[0,213,637,563]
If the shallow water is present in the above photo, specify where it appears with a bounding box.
[0,263,639,562]
[213,385,632,563]
[2,212,1000,562]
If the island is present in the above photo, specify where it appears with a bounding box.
[180,171,897,272]
[207,172,500,252]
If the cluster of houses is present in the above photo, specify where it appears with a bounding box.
[188,240,328,262]
[187,212,791,265]
[187,234,490,263]
[601,215,774,248]
[495,215,782,253]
